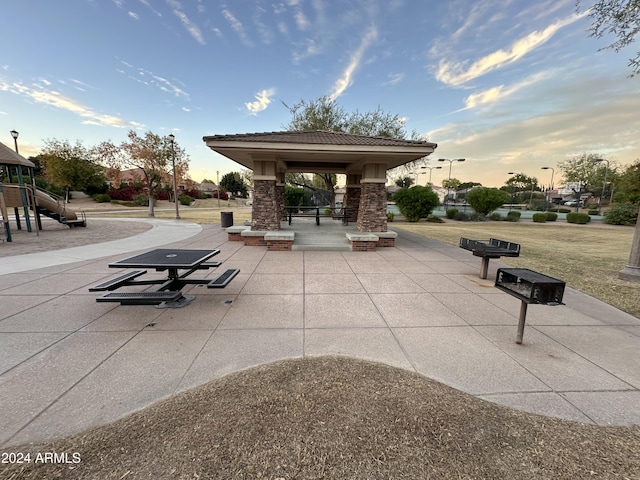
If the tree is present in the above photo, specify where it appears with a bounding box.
[282,96,427,207]
[97,130,189,217]
[578,0,640,76]
[465,187,510,216]
[220,172,248,197]
[441,178,461,190]
[395,176,415,188]
[613,160,639,203]
[38,139,105,200]
[393,186,439,222]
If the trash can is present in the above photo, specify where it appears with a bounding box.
[221,211,234,228]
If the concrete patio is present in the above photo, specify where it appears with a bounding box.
[1,218,639,448]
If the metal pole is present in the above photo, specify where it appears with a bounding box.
[516,301,528,344]
[217,170,220,209]
[168,134,180,219]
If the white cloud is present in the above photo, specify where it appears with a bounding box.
[245,88,276,115]
[222,8,253,46]
[435,11,587,87]
[167,0,205,45]
[128,11,139,20]
[328,26,378,100]
[2,80,142,128]
[383,72,405,86]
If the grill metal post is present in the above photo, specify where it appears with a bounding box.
[516,301,528,344]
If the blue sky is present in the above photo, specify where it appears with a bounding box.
[1,0,639,188]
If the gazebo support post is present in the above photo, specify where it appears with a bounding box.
[251,159,280,231]
[344,174,361,223]
[357,163,388,233]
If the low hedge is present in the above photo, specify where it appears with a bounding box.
[446,208,458,219]
[506,211,521,222]
[532,213,547,223]
[92,193,111,203]
[545,212,558,222]
[566,212,590,224]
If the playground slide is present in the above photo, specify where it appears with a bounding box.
[35,189,78,221]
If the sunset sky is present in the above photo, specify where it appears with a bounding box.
[1,0,638,188]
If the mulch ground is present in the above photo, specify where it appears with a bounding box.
[3,356,639,479]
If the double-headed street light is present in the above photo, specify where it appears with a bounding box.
[541,166,555,211]
[168,134,180,219]
[438,158,465,208]
[593,158,610,215]
[421,165,442,185]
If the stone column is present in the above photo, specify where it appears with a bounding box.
[251,159,280,231]
[344,174,361,222]
[619,211,640,281]
[356,163,388,232]
[276,171,286,222]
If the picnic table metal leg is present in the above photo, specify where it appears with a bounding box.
[516,301,528,344]
[480,257,490,279]
[315,207,320,225]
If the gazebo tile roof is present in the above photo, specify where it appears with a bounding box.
[0,142,36,167]
[203,130,436,148]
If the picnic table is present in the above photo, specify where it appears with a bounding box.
[89,248,239,307]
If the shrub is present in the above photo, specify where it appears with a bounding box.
[489,212,503,221]
[604,203,639,225]
[92,193,111,203]
[453,211,470,221]
[393,186,439,222]
[426,215,445,223]
[446,208,459,219]
[179,194,194,206]
[386,212,395,222]
[132,194,149,206]
[506,211,521,222]
[588,209,599,216]
[545,212,558,222]
[465,187,510,216]
[566,212,591,224]
[532,213,547,223]
[558,208,571,214]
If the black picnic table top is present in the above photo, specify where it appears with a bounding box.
[109,248,219,270]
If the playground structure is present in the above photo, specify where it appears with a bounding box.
[1,142,85,243]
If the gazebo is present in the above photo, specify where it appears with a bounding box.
[203,130,437,247]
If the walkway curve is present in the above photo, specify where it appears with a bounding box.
[0,218,202,275]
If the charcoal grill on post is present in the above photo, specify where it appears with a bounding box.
[459,238,521,279]
[495,268,565,344]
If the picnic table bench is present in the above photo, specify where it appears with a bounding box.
[89,249,239,307]
[459,237,521,279]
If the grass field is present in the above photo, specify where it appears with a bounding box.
[88,201,640,318]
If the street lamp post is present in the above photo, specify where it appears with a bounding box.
[541,167,555,211]
[438,158,465,209]
[216,170,220,208]
[421,165,442,185]
[168,134,180,219]
[593,158,610,216]
[507,172,517,212]
[10,130,19,155]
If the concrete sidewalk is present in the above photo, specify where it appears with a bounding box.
[1,220,639,448]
